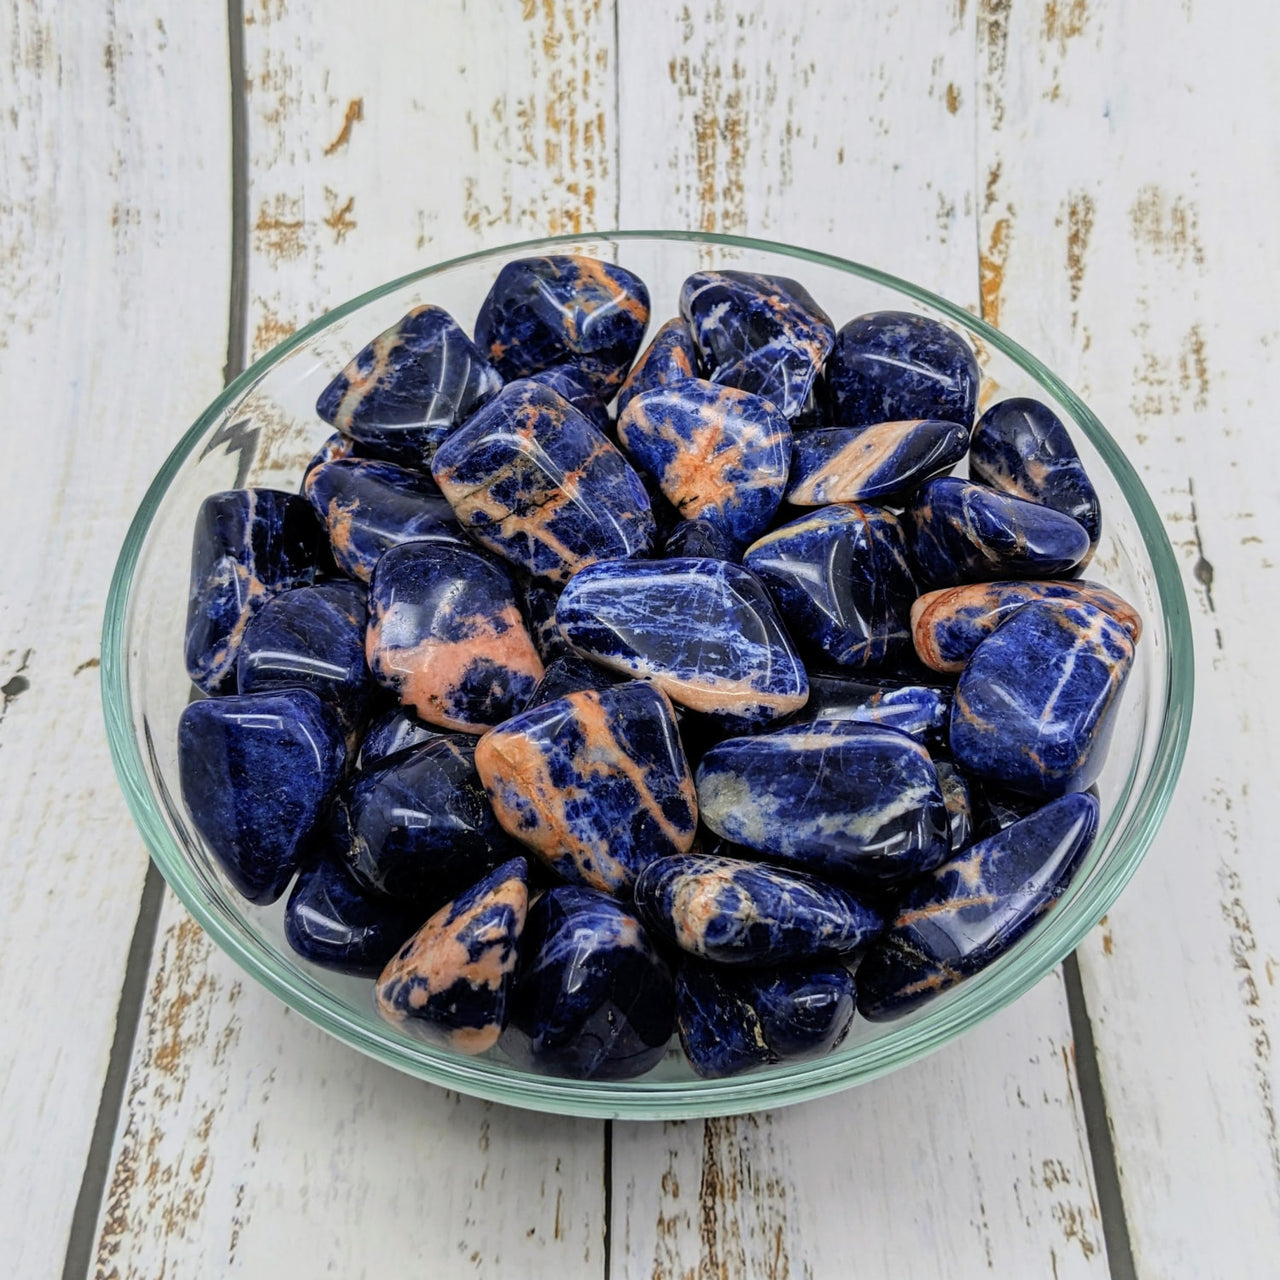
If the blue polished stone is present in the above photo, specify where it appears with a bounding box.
[970,397,1102,556]
[660,517,742,561]
[696,720,949,883]
[615,317,701,416]
[316,305,502,467]
[825,311,980,429]
[184,489,326,693]
[857,792,1100,1019]
[302,432,357,482]
[178,688,346,904]
[525,653,620,708]
[905,477,1091,589]
[617,381,792,545]
[933,760,974,853]
[524,365,611,433]
[742,504,917,669]
[634,853,885,965]
[795,672,952,748]
[679,271,835,418]
[474,255,651,396]
[785,420,969,506]
[356,706,444,771]
[431,380,656,584]
[555,557,808,727]
[475,681,697,896]
[367,540,543,732]
[376,857,529,1054]
[517,575,571,663]
[504,886,675,1080]
[950,599,1135,798]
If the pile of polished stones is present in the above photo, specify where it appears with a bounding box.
[179,255,1140,1081]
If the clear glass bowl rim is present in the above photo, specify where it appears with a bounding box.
[101,229,1194,1119]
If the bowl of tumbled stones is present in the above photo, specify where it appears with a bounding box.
[102,232,1193,1118]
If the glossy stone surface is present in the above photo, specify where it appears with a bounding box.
[431,380,656,584]
[555,557,808,727]
[951,599,1135,798]
[504,887,675,1080]
[615,317,700,416]
[303,457,462,583]
[517,575,570,663]
[376,857,529,1053]
[366,540,543,732]
[185,488,325,693]
[796,673,952,748]
[660,517,741,561]
[524,365,611,433]
[356,707,443,770]
[742,504,916,669]
[178,689,346,904]
[474,255,651,396]
[524,652,619,709]
[696,720,949,883]
[934,760,974,854]
[302,431,356,480]
[911,578,1142,673]
[857,792,1099,1019]
[905,477,1091,589]
[825,311,980,429]
[617,381,792,545]
[316,305,502,466]
[970,397,1102,555]
[634,853,885,965]
[676,961,856,1078]
[475,682,697,895]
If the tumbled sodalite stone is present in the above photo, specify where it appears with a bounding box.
[504,886,675,1080]
[825,311,980,430]
[524,365,611,433]
[376,857,529,1054]
[635,854,883,965]
[911,578,1142,673]
[676,961,856,1078]
[474,255,651,396]
[743,504,916,669]
[475,682,697,896]
[660,517,741,561]
[184,488,325,693]
[356,707,443,770]
[905,477,1091,589]
[431,381,656,584]
[555,557,808,727]
[697,720,949,883]
[517,575,570,663]
[303,457,462,583]
[857,792,1099,1019]
[951,599,1135,798]
[178,688,346,904]
[366,540,543,732]
[970,397,1102,556]
[785,420,969,506]
[615,317,700,416]
[346,735,513,910]
[934,761,974,854]
[302,431,356,481]
[796,673,952,748]
[680,271,835,418]
[525,652,619,709]
[617,381,792,545]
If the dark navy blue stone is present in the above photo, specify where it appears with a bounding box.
[504,886,675,1080]
[178,688,346,905]
[795,673,952,748]
[679,271,835,418]
[302,432,356,482]
[315,305,502,467]
[933,760,975,854]
[857,792,1100,1020]
[743,503,917,670]
[634,853,885,966]
[660,517,742,561]
[696,720,949,883]
[431,380,656,584]
[474,255,651,396]
[905,477,1092,589]
[524,365,611,433]
[184,489,326,693]
[517,575,571,663]
[950,598,1135,798]
[825,311,980,430]
[356,707,444,771]
[555,557,809,728]
[525,653,620,708]
[615,317,701,417]
[970,397,1102,555]
[970,778,1044,839]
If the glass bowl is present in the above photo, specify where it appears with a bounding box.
[101,231,1193,1119]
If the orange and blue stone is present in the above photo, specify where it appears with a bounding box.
[431,380,656,584]
[316,304,502,467]
[951,598,1135,798]
[857,792,1099,1019]
[473,254,651,396]
[796,673,952,749]
[366,540,543,733]
[615,316,701,416]
[376,857,529,1054]
[555,557,809,728]
[302,431,357,481]
[474,681,697,896]
[523,365,611,433]
[617,380,792,545]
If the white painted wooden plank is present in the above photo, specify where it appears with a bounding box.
[977,1,1280,1273]
[0,2,231,1275]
